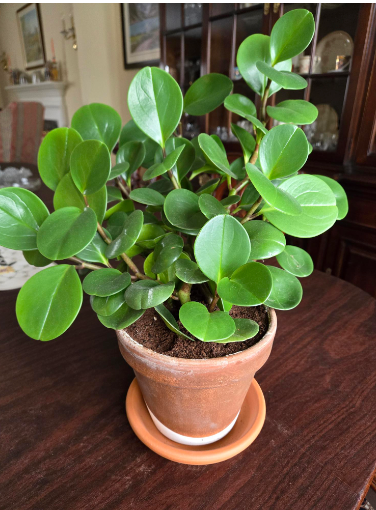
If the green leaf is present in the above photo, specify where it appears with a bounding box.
[105,209,144,259]
[107,186,122,204]
[116,140,146,184]
[231,124,256,164]
[194,215,250,283]
[23,249,52,267]
[256,61,308,90]
[98,302,144,329]
[216,318,259,343]
[276,245,313,277]
[198,134,236,178]
[240,183,259,210]
[164,188,207,232]
[259,125,309,180]
[53,173,107,223]
[236,34,292,97]
[199,194,228,220]
[128,67,183,148]
[270,9,315,65]
[83,268,131,297]
[147,178,174,195]
[265,174,338,238]
[76,232,108,264]
[90,291,125,316]
[37,207,97,260]
[143,145,185,180]
[71,103,122,152]
[244,221,286,260]
[245,163,302,215]
[0,188,49,250]
[221,194,241,207]
[229,158,246,181]
[16,265,82,341]
[196,178,220,196]
[165,137,195,184]
[104,199,135,220]
[37,127,82,190]
[144,251,189,283]
[267,100,318,125]
[217,262,272,306]
[129,188,165,207]
[184,73,233,115]
[179,302,236,342]
[70,140,111,195]
[124,280,175,309]
[119,120,159,169]
[109,162,130,181]
[106,211,127,239]
[264,266,303,310]
[175,259,209,284]
[136,223,166,249]
[314,175,348,220]
[224,94,257,118]
[155,304,194,340]
[246,115,269,135]
[151,233,184,274]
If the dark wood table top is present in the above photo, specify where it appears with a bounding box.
[0,184,375,509]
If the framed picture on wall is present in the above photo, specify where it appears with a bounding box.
[121,3,160,69]
[16,3,46,70]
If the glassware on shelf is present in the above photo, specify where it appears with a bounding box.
[184,3,202,26]
[0,166,41,191]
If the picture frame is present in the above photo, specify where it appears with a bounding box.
[121,3,160,69]
[16,3,46,70]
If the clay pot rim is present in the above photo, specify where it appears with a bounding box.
[117,306,277,367]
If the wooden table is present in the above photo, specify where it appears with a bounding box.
[0,180,375,508]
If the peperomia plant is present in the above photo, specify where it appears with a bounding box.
[0,9,348,344]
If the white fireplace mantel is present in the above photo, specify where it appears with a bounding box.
[5,82,68,127]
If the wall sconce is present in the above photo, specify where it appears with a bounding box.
[61,14,77,50]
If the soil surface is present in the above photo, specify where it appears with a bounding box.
[125,304,269,359]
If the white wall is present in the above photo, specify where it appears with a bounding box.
[0,3,137,124]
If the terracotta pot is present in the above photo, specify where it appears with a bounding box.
[117,307,277,445]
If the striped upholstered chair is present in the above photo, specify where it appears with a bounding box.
[0,102,45,165]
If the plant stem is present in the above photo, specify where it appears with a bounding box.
[69,256,103,271]
[232,143,260,196]
[83,195,89,207]
[117,178,130,198]
[178,283,191,305]
[97,222,111,244]
[240,196,263,224]
[163,147,180,189]
[209,292,220,313]
[260,79,271,123]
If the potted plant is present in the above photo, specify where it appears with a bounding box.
[0,10,348,461]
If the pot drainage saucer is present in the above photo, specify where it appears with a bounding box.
[125,378,266,465]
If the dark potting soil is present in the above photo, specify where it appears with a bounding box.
[125,304,269,360]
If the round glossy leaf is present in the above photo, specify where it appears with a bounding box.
[71,103,122,152]
[37,207,97,260]
[270,9,315,65]
[128,66,183,148]
[105,210,144,259]
[109,162,130,181]
[256,62,308,90]
[151,234,184,274]
[147,178,174,195]
[196,178,220,196]
[224,94,257,118]
[240,182,259,210]
[259,125,309,180]
[23,249,52,267]
[198,134,235,177]
[120,120,159,169]
[155,304,194,341]
[216,318,259,343]
[265,266,303,310]
[164,189,207,232]
[245,163,302,215]
[106,211,127,239]
[129,188,165,207]
[76,232,108,264]
[104,199,135,221]
[199,194,228,220]
[265,174,338,238]
[314,175,348,220]
[83,268,131,297]
[165,137,195,184]
[16,264,82,341]
[53,173,107,223]
[276,245,313,277]
[175,259,209,284]
[70,140,111,195]
[231,124,256,163]
[221,195,242,207]
[98,302,144,329]
[179,302,236,342]
[107,186,122,204]
[136,223,166,249]
[38,127,82,190]
[90,291,125,316]
[184,73,233,115]
[217,262,272,306]
[0,188,49,251]
[124,280,175,310]
[116,140,146,183]
[229,158,246,181]
[244,221,286,260]
[194,215,250,283]
[143,145,185,180]
[267,100,318,125]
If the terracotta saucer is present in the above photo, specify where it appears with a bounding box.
[125,378,266,465]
